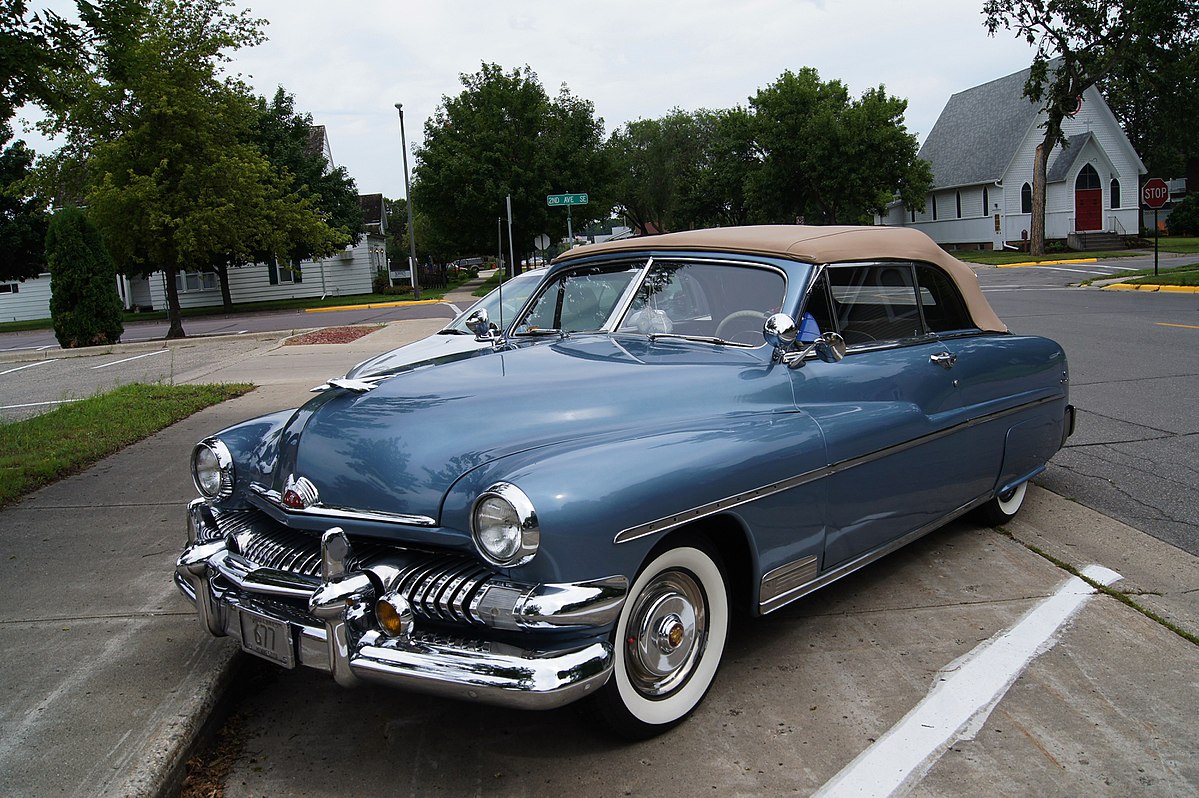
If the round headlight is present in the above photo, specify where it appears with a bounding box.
[191,438,235,499]
[471,482,539,567]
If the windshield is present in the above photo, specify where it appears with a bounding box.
[512,263,642,335]
[615,259,787,346]
[447,269,545,334]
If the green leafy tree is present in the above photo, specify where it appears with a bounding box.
[1100,40,1199,191]
[38,0,346,337]
[46,206,124,347]
[1165,194,1199,236]
[607,111,704,234]
[748,68,930,225]
[0,0,79,120]
[412,64,610,270]
[0,122,49,280]
[984,0,1199,256]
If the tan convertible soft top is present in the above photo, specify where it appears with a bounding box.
[554,225,1007,333]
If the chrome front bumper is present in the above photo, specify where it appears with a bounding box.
[175,501,624,710]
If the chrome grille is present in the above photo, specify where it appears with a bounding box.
[208,507,500,626]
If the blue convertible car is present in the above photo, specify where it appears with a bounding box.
[176,226,1073,738]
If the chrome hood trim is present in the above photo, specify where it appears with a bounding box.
[249,482,438,527]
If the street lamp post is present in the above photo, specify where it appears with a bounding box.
[395,103,421,300]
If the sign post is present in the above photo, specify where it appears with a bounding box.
[1142,177,1169,277]
[547,193,589,246]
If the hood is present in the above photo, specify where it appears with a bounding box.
[268,335,790,520]
[344,330,489,378]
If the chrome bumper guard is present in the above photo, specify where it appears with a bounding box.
[176,501,624,710]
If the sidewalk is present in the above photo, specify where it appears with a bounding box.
[0,319,443,798]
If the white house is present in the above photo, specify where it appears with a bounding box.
[0,273,53,324]
[878,64,1146,250]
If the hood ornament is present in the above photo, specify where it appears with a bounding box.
[282,475,320,510]
[313,377,381,393]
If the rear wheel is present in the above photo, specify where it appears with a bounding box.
[974,481,1028,526]
[588,542,729,739]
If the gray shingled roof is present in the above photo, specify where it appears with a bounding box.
[918,66,1041,189]
[1046,132,1094,183]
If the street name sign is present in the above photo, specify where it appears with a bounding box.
[547,193,588,207]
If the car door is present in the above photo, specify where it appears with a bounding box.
[791,262,1001,570]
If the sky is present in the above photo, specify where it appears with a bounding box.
[20,0,1044,200]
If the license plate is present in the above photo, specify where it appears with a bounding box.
[238,609,295,668]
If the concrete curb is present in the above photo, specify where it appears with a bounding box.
[1101,282,1199,293]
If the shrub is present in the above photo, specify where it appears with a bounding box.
[46,206,124,347]
[1166,195,1199,237]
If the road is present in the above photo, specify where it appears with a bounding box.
[0,301,461,421]
[972,253,1199,555]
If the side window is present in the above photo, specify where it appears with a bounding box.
[515,264,639,334]
[799,274,836,343]
[827,263,923,345]
[915,264,976,333]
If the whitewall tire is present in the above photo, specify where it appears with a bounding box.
[589,542,729,739]
[975,481,1028,526]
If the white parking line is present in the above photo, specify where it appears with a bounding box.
[0,398,80,410]
[0,359,60,376]
[813,564,1122,798]
[90,349,169,370]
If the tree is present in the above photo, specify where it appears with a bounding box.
[0,122,49,280]
[412,64,610,270]
[984,0,1199,256]
[38,0,346,338]
[1100,40,1199,191]
[187,88,366,312]
[0,0,79,120]
[748,68,931,225]
[46,206,124,347]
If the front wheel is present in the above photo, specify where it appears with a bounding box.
[974,481,1028,526]
[587,542,729,739]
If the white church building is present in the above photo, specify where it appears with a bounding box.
[878,64,1146,250]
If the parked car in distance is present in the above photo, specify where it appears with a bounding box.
[344,268,546,380]
[176,225,1074,739]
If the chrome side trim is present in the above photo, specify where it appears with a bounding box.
[249,483,437,527]
[759,556,818,607]
[614,393,1061,544]
[758,495,988,614]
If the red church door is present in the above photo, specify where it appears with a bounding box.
[1074,164,1102,231]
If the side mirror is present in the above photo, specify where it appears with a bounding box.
[763,313,798,351]
[812,332,847,363]
[465,308,494,341]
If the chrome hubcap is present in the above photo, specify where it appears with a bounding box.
[625,570,706,697]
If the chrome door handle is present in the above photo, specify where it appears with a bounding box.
[930,351,957,370]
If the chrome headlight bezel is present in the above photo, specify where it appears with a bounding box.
[471,482,539,567]
[191,438,235,500]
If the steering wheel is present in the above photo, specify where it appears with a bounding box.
[715,310,770,344]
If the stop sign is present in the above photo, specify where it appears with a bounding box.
[1142,177,1170,209]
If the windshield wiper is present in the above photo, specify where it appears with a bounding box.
[513,328,566,338]
[648,332,739,346]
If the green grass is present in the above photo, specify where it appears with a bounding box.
[1080,261,1199,286]
[1149,236,1199,253]
[0,382,253,508]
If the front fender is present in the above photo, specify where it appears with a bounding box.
[442,411,828,585]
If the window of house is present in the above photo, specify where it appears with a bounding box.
[931,194,938,221]
[983,186,989,216]
[1110,178,1121,209]
[910,207,915,223]
[1021,183,1032,214]
[176,271,218,293]
[955,192,962,219]
[268,259,303,285]
[0,283,18,294]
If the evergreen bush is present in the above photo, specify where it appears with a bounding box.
[1165,196,1199,237]
[47,206,125,347]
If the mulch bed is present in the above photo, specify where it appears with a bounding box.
[283,325,383,345]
